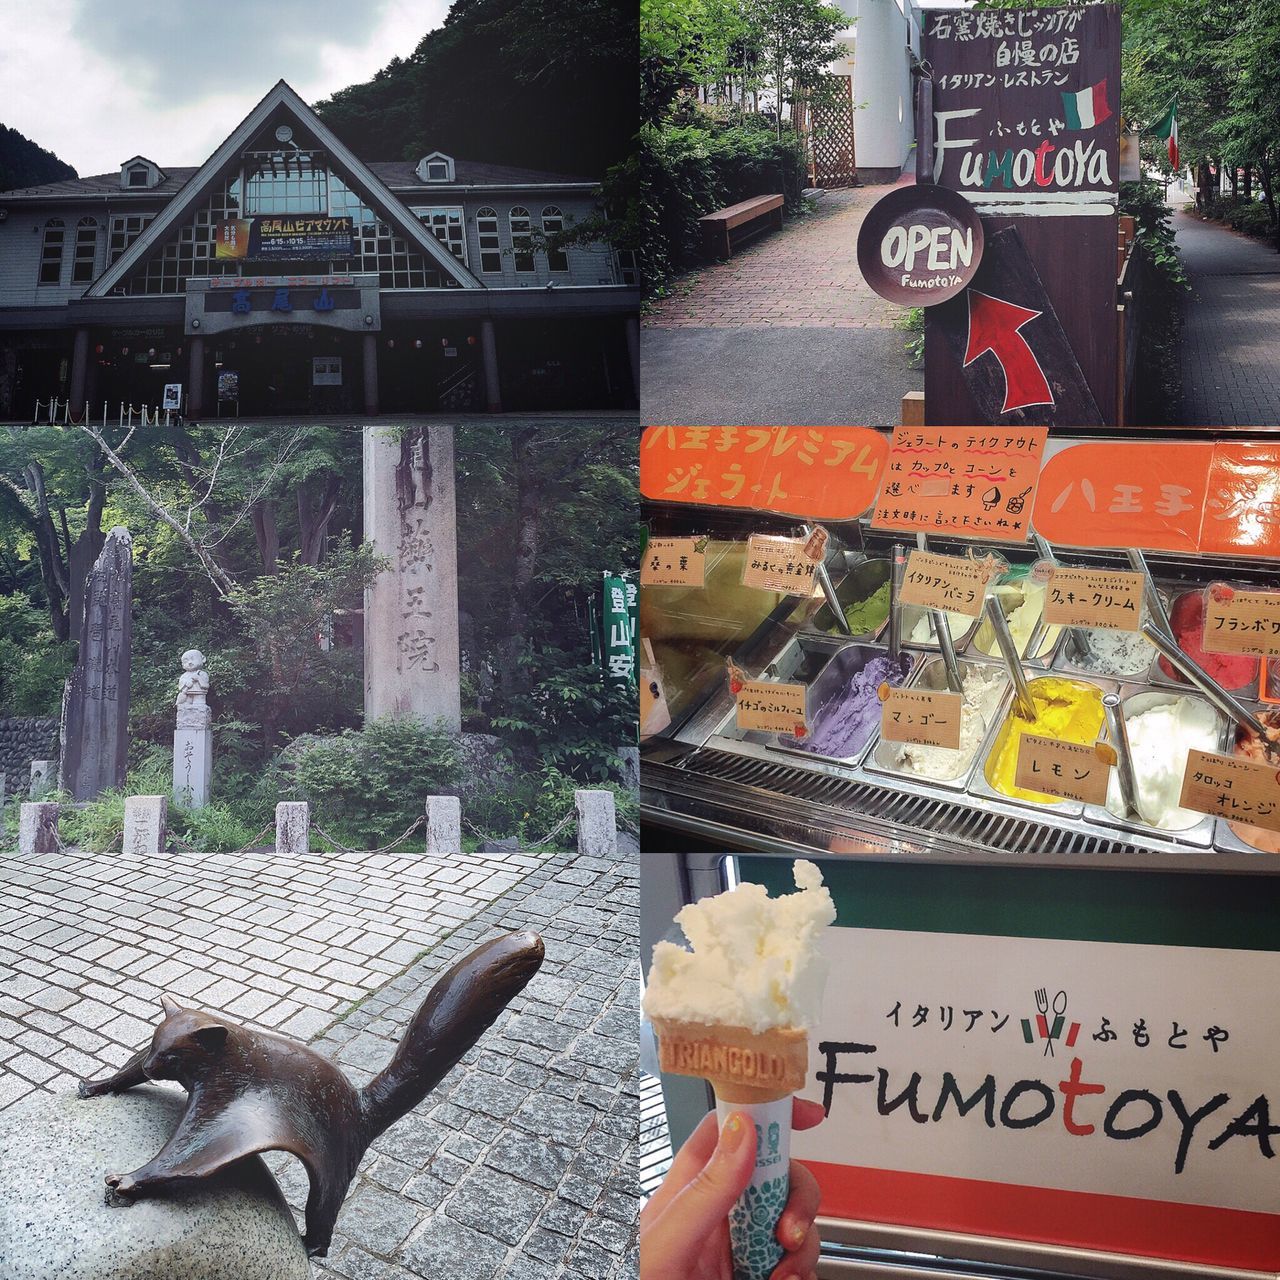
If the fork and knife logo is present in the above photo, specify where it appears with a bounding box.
[1024,987,1081,1056]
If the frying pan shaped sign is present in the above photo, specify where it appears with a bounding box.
[857,184,984,306]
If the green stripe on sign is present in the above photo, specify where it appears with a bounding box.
[736,858,1280,951]
[1062,90,1083,130]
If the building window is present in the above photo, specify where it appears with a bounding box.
[72,217,98,284]
[414,208,467,265]
[330,174,453,288]
[109,214,154,264]
[127,166,150,187]
[615,248,639,286]
[426,160,449,181]
[122,176,244,295]
[244,150,328,214]
[38,219,65,285]
[541,206,568,272]
[509,207,534,273]
[477,207,502,273]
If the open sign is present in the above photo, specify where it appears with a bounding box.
[858,184,984,306]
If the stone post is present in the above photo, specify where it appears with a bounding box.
[480,319,501,412]
[29,760,53,798]
[0,772,5,819]
[19,803,59,855]
[173,648,212,808]
[425,795,461,855]
[276,802,309,856]
[123,795,167,857]
[575,789,617,857]
[362,427,461,730]
[59,526,132,800]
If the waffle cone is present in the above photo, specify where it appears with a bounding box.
[651,1017,808,1104]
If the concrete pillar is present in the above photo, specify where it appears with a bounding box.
[276,801,309,856]
[19,803,59,856]
[362,426,462,730]
[187,336,205,416]
[425,795,461,855]
[29,761,53,798]
[123,795,167,857]
[852,0,917,180]
[625,316,639,403]
[362,333,379,416]
[480,319,501,412]
[575,789,617,857]
[69,327,90,416]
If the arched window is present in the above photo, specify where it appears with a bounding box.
[72,216,99,284]
[38,219,65,285]
[509,206,534,273]
[541,206,568,272]
[476,207,501,273]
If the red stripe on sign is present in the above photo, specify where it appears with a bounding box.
[1065,1020,1080,1047]
[803,1161,1279,1270]
[1036,1014,1049,1039]
[1091,79,1112,126]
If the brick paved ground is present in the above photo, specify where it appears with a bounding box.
[0,839,538,1112]
[0,839,639,1278]
[645,186,909,330]
[299,848,639,1280]
[1174,206,1280,426]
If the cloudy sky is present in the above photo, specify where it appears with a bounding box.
[0,0,448,177]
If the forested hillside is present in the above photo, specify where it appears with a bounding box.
[0,124,76,193]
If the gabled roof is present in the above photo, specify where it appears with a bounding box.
[87,80,481,296]
[0,169,198,199]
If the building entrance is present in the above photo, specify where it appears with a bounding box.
[208,326,360,416]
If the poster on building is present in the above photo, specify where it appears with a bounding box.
[923,4,1122,426]
[214,215,355,262]
[312,356,342,386]
[161,383,182,412]
[217,370,239,402]
[738,858,1280,1271]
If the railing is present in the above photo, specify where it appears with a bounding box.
[32,400,180,428]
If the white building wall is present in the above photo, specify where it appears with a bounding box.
[850,0,920,179]
[458,195,617,287]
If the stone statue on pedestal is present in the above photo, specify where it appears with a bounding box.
[173,649,212,809]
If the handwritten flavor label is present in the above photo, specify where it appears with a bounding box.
[1180,748,1280,834]
[1041,567,1145,632]
[1014,734,1112,805]
[899,550,996,617]
[741,532,822,596]
[872,427,1048,541]
[733,679,809,736]
[1202,585,1280,658]
[880,687,962,750]
[641,537,706,588]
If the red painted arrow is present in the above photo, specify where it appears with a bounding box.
[963,291,1056,414]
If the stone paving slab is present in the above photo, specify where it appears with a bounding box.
[0,839,544,1112]
[297,848,640,1280]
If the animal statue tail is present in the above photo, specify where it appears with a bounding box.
[359,930,544,1140]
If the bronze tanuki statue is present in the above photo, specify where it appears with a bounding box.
[78,931,545,1257]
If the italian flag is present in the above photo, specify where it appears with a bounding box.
[1061,79,1112,131]
[1152,100,1179,169]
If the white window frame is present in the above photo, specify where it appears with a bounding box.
[509,206,534,273]
[541,205,568,273]
[476,207,502,273]
[412,207,468,266]
[38,219,65,286]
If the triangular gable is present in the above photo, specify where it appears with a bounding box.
[89,80,480,296]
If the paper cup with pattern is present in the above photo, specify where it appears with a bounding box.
[654,1018,808,1280]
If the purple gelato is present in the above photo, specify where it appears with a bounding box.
[788,653,912,758]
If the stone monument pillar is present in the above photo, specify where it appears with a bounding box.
[363,427,461,730]
[173,649,212,808]
[59,526,132,801]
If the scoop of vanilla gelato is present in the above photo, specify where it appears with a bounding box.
[642,859,836,1033]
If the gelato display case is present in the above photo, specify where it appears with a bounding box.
[640,430,1280,872]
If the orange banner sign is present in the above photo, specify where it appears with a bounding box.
[871,427,1048,542]
[640,426,888,520]
[1033,441,1280,558]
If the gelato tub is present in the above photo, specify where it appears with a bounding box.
[1095,690,1226,836]
[779,644,914,763]
[1061,626,1158,679]
[868,657,1009,787]
[974,578,1060,662]
[1155,590,1259,692]
[806,558,891,639]
[901,604,979,651]
[1226,709,1280,853]
[982,675,1107,806]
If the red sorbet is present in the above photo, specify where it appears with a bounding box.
[1158,591,1259,691]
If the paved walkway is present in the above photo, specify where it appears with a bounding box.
[0,838,639,1277]
[642,184,921,427]
[1174,207,1280,425]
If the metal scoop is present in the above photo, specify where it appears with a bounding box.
[985,596,1037,723]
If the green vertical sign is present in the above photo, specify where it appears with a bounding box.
[602,572,635,682]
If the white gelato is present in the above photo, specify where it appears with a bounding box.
[1070,627,1155,677]
[978,582,1059,658]
[642,859,836,1033]
[1104,695,1222,830]
[888,664,1008,781]
[909,610,970,644]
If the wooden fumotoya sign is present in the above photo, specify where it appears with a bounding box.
[923,5,1122,426]
[738,857,1280,1271]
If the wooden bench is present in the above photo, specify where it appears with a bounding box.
[699,194,784,260]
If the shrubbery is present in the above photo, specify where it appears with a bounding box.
[0,596,73,716]
[1198,194,1275,238]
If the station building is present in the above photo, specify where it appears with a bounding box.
[0,81,639,418]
